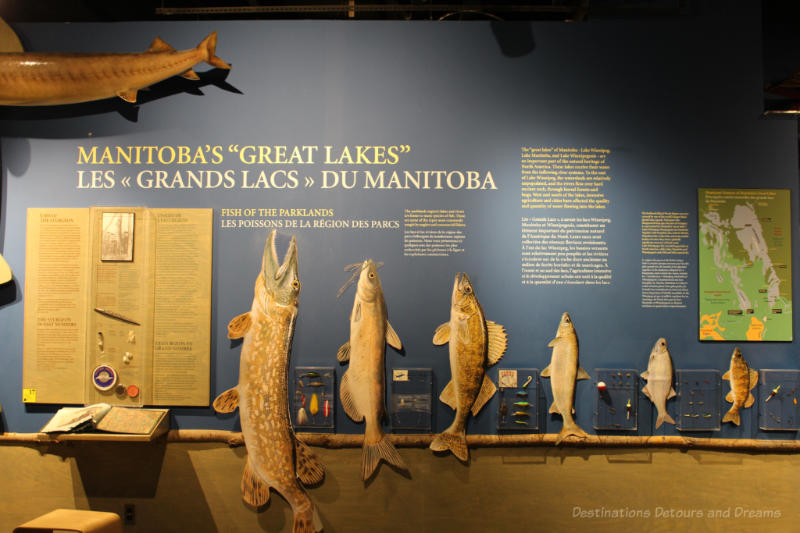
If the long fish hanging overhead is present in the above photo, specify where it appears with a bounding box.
[213,230,324,533]
[430,272,507,462]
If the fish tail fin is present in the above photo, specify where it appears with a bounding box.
[722,407,741,426]
[429,429,469,462]
[200,31,231,69]
[655,411,676,429]
[362,432,408,480]
[292,505,322,533]
[555,420,588,445]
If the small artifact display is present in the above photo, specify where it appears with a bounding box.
[337,259,408,480]
[758,370,800,431]
[212,231,324,532]
[541,312,589,444]
[430,273,507,461]
[722,347,758,425]
[594,369,638,431]
[390,368,433,432]
[0,32,230,105]
[496,369,538,431]
[292,367,335,430]
[676,369,721,431]
[640,338,676,429]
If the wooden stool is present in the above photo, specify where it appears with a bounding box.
[14,509,122,533]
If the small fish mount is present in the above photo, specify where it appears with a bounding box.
[676,369,721,432]
[593,369,638,432]
[390,368,433,432]
[758,369,800,431]
[292,366,335,431]
[496,368,539,431]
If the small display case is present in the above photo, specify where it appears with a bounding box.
[496,368,538,431]
[390,368,433,432]
[676,369,721,431]
[758,369,800,431]
[292,366,335,430]
[593,369,638,431]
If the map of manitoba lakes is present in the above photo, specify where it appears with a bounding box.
[698,189,792,341]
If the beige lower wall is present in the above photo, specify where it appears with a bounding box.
[1,442,797,532]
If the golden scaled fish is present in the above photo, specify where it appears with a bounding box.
[338,259,408,480]
[430,273,507,462]
[641,337,676,429]
[0,32,230,106]
[541,312,589,445]
[722,347,758,426]
[213,231,324,533]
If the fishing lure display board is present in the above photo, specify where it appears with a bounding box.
[758,370,800,431]
[593,369,638,431]
[292,367,335,430]
[496,368,538,431]
[676,370,721,431]
[390,368,433,432]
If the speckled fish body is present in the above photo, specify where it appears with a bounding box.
[541,312,589,444]
[0,32,230,105]
[430,273,507,461]
[338,259,408,480]
[213,231,323,533]
[722,347,757,426]
[641,337,677,429]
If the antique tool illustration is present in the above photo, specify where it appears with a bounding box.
[213,231,324,533]
[722,347,757,425]
[641,337,676,429]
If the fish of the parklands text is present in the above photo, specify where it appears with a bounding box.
[0,32,230,105]
[337,259,408,481]
[541,312,589,444]
[213,231,324,533]
[641,337,677,429]
[430,272,507,461]
[722,347,758,426]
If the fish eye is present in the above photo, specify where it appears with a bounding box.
[368,272,375,279]
[291,279,301,290]
[464,286,472,293]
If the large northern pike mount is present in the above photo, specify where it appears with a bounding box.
[213,231,324,533]
[0,32,230,106]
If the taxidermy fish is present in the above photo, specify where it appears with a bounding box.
[0,32,230,105]
[640,337,676,429]
[212,230,324,533]
[541,312,589,444]
[722,347,758,426]
[430,272,507,461]
[338,259,408,480]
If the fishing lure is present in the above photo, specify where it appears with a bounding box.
[513,411,530,417]
[298,407,309,425]
[323,399,330,418]
[310,393,319,415]
[522,375,533,388]
[301,371,320,378]
[515,391,528,397]
[513,401,531,407]
[514,420,528,425]
[308,381,326,387]
[766,385,781,402]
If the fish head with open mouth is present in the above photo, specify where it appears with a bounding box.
[557,311,575,335]
[355,259,381,303]
[452,272,479,317]
[258,229,300,311]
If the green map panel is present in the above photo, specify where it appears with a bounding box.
[698,188,792,341]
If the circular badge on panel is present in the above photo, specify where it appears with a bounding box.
[92,364,117,391]
[126,384,140,398]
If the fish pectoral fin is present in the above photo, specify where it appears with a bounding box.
[749,369,759,389]
[485,320,508,366]
[745,392,755,408]
[549,401,559,414]
[385,321,402,351]
[339,371,363,421]
[181,69,200,81]
[547,337,558,348]
[439,380,458,410]
[540,364,551,378]
[336,341,351,363]
[470,374,497,416]
[147,36,176,52]
[227,312,252,339]
[576,366,590,381]
[116,89,138,103]
[640,370,649,380]
[212,387,239,413]
[432,323,450,345]
[241,461,271,507]
[667,387,677,400]
[295,439,325,486]
[722,370,731,380]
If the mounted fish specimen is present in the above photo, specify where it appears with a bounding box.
[541,312,589,444]
[0,32,230,106]
[430,273,507,461]
[641,337,676,429]
[338,259,408,480]
[722,347,758,425]
[213,231,324,533]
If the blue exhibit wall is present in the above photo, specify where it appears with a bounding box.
[0,5,796,440]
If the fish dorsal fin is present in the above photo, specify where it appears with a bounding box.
[353,302,361,322]
[576,366,590,381]
[433,323,450,345]
[295,439,325,486]
[667,387,676,400]
[540,364,551,378]
[339,371,363,421]
[241,461,271,507]
[116,89,138,103]
[749,369,759,389]
[337,341,350,363]
[148,36,176,53]
[386,321,402,350]
[470,374,497,416]
[227,312,251,339]
[485,320,507,366]
[722,370,730,381]
[181,69,200,80]
[212,387,239,413]
[439,380,457,410]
